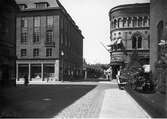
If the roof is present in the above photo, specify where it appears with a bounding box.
[109,3,150,15]
[15,0,84,38]
[15,0,59,8]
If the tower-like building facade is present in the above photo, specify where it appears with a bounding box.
[109,3,150,78]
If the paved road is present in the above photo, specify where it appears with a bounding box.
[0,79,150,118]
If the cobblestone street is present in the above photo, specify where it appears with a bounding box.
[53,82,115,118]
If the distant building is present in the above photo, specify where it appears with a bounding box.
[109,3,150,78]
[0,0,19,86]
[150,0,167,93]
[15,0,84,83]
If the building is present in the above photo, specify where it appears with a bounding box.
[0,0,19,86]
[108,3,150,78]
[15,0,84,83]
[150,0,167,93]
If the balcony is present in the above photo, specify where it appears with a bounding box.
[44,42,55,47]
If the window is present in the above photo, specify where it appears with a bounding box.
[127,18,131,27]
[143,17,147,26]
[47,16,53,27]
[33,28,40,43]
[133,17,137,27]
[34,17,40,27]
[21,32,27,43]
[46,30,53,43]
[33,48,39,57]
[21,49,26,57]
[132,33,142,49]
[114,19,117,28]
[46,48,52,57]
[138,18,142,27]
[21,17,28,28]
[19,4,27,10]
[35,2,49,8]
[118,19,121,28]
[122,18,126,27]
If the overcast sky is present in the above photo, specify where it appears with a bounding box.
[60,0,150,64]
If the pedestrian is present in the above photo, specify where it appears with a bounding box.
[24,74,29,86]
[109,68,113,81]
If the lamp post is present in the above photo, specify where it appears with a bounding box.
[61,51,64,82]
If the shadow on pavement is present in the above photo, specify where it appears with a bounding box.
[125,86,167,118]
[0,84,97,118]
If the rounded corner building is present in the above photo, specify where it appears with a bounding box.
[108,3,150,78]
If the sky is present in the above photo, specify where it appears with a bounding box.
[60,0,150,64]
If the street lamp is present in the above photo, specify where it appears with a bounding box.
[61,51,64,82]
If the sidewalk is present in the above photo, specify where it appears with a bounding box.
[99,88,151,118]
[125,86,167,118]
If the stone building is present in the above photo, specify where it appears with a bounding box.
[150,0,167,93]
[109,3,150,78]
[15,0,84,83]
[0,0,19,86]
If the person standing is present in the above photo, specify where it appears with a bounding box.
[24,74,29,86]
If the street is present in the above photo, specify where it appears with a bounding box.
[0,79,150,118]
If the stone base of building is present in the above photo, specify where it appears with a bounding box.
[155,63,167,94]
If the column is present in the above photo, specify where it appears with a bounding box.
[54,60,59,81]
[141,17,144,27]
[16,63,18,81]
[130,17,133,27]
[147,17,150,27]
[136,16,139,27]
[84,70,87,80]
[28,64,31,81]
[41,63,44,81]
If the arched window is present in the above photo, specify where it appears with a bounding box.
[127,17,131,27]
[157,21,163,43]
[138,17,142,27]
[122,18,126,27]
[132,33,143,49]
[114,19,117,28]
[118,18,121,28]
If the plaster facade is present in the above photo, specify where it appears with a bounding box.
[15,0,84,83]
[150,0,167,93]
